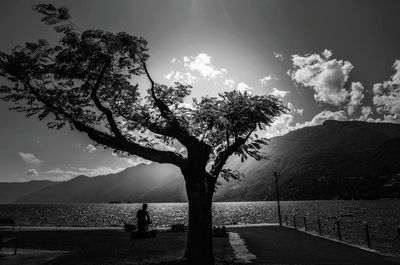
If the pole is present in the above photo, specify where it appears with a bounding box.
[365,223,371,248]
[398,226,400,241]
[336,220,342,241]
[318,218,322,235]
[293,215,297,229]
[272,171,282,227]
[275,177,282,227]
[304,216,307,231]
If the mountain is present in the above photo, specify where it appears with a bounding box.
[214,120,400,200]
[15,163,186,203]
[5,120,400,203]
[0,180,60,203]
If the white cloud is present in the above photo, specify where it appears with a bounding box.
[265,114,295,138]
[359,106,373,121]
[224,79,235,89]
[270,88,289,98]
[296,110,348,129]
[178,102,195,110]
[347,82,364,115]
[322,49,333,59]
[287,102,304,115]
[236,82,253,93]
[164,71,197,84]
[112,152,151,166]
[183,53,227,79]
[273,52,284,61]
[265,110,349,138]
[259,75,278,86]
[84,144,97,153]
[392,59,400,83]
[18,152,42,167]
[383,114,400,123]
[289,51,353,105]
[372,59,400,116]
[26,169,38,177]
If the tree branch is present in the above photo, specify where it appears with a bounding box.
[89,59,125,140]
[210,126,256,178]
[142,62,197,149]
[209,137,246,178]
[26,80,186,168]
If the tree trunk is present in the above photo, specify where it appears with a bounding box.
[184,172,215,264]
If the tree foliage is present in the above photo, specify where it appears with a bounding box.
[0,4,287,182]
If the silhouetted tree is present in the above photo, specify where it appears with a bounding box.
[0,4,286,264]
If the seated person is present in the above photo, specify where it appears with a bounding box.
[136,203,151,231]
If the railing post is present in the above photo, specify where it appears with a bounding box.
[304,216,307,231]
[285,215,288,226]
[14,237,17,255]
[336,220,342,241]
[293,215,297,229]
[318,218,322,235]
[398,226,400,241]
[365,222,371,248]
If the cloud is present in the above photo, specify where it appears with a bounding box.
[287,102,304,115]
[18,152,42,167]
[347,82,364,115]
[322,49,333,59]
[273,52,284,61]
[265,110,348,138]
[392,59,400,83]
[26,169,38,177]
[177,102,195,110]
[359,106,373,121]
[289,51,353,105]
[224,79,235,89]
[165,70,197,84]
[183,53,227,79]
[265,114,295,138]
[383,114,400,123]
[372,59,400,116]
[270,88,289,98]
[301,110,348,127]
[259,75,278,86]
[236,82,253,93]
[112,152,151,166]
[84,144,97,153]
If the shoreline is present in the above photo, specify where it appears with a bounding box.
[3,222,280,231]
[12,223,399,258]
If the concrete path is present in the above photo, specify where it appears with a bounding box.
[229,226,399,265]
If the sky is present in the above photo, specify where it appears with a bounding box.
[0,0,399,182]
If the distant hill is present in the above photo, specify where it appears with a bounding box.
[214,120,400,200]
[0,180,59,203]
[14,163,185,204]
[3,120,400,203]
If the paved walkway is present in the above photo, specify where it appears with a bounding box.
[229,226,399,265]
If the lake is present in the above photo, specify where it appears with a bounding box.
[1,200,400,254]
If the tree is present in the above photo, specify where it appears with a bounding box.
[0,4,286,264]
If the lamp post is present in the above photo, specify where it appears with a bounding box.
[272,171,282,227]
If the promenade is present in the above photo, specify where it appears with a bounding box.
[1,225,399,264]
[229,225,400,264]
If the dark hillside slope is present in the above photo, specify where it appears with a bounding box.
[214,120,400,200]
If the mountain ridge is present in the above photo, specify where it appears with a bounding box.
[2,120,399,203]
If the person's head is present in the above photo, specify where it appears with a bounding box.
[142,203,148,210]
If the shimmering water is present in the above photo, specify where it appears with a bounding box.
[1,201,400,253]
